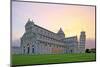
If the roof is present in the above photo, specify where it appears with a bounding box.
[65,36,77,39]
[34,24,56,34]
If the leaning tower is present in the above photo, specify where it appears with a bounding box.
[79,31,86,53]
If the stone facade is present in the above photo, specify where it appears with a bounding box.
[20,19,86,54]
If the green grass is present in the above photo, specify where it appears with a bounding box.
[12,53,96,66]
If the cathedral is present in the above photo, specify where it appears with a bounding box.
[20,19,86,54]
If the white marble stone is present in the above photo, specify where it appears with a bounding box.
[18,19,86,55]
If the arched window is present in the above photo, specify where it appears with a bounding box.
[27,47,30,54]
[27,43,29,46]
[32,48,34,53]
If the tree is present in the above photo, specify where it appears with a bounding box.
[90,48,96,53]
[85,49,90,53]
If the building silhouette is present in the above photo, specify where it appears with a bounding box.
[18,19,86,54]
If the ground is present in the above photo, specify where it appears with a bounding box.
[12,53,96,66]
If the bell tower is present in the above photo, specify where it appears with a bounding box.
[79,31,86,53]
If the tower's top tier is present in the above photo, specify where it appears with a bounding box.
[80,31,85,35]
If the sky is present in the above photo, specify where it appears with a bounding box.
[12,1,95,49]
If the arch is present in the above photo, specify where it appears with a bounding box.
[71,50,72,53]
[32,45,34,53]
[24,47,25,54]
[32,48,34,53]
[27,47,30,54]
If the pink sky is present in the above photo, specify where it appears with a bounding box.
[12,1,96,49]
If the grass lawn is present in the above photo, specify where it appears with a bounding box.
[12,53,96,66]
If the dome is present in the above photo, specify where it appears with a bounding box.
[57,28,64,34]
[57,28,65,39]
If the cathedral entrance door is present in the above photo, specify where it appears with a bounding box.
[27,47,30,54]
[32,48,34,53]
[71,50,72,53]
